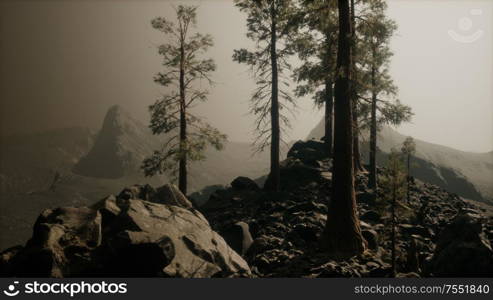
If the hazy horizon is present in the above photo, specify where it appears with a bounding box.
[1,0,492,153]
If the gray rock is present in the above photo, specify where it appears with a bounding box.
[430,213,493,276]
[10,207,102,277]
[361,210,381,223]
[152,184,193,209]
[3,193,250,278]
[231,177,259,191]
[106,200,250,277]
[221,221,254,256]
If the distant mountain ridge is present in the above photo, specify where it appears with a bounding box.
[308,120,493,203]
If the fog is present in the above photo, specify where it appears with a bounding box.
[0,0,491,152]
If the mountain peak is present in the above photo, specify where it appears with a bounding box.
[73,105,158,179]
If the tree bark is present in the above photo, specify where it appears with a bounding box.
[320,0,365,258]
[368,64,377,192]
[269,2,280,192]
[352,101,364,173]
[323,29,334,157]
[391,179,396,277]
[350,0,364,174]
[407,154,411,203]
[324,79,333,157]
[178,39,187,195]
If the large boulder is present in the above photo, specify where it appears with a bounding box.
[116,183,194,210]
[429,213,493,277]
[2,184,250,278]
[231,177,259,191]
[152,184,194,209]
[7,207,102,277]
[287,140,327,165]
[106,199,250,277]
[263,158,323,191]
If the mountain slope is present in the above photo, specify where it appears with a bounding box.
[308,120,493,203]
[73,105,161,178]
[73,104,273,192]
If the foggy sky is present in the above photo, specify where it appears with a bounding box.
[0,0,492,152]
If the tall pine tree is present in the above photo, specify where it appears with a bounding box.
[320,0,365,258]
[356,0,412,194]
[142,5,226,195]
[292,0,338,156]
[233,0,297,191]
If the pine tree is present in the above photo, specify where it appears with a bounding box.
[356,0,412,195]
[320,0,365,258]
[401,136,416,203]
[350,0,366,174]
[292,0,338,156]
[142,5,227,195]
[380,149,407,277]
[233,0,297,192]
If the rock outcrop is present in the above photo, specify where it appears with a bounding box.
[1,184,250,278]
[429,213,493,276]
[201,143,493,278]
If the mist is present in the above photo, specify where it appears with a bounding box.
[0,0,491,152]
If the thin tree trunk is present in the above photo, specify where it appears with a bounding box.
[178,41,187,195]
[391,180,396,277]
[368,64,377,192]
[269,2,280,192]
[320,0,365,258]
[350,0,364,174]
[407,154,411,203]
[324,79,333,157]
[352,101,364,173]
[323,29,334,157]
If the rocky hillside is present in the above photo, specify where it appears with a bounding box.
[202,141,493,277]
[309,120,493,203]
[2,140,492,277]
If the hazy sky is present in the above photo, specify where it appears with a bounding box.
[0,0,492,152]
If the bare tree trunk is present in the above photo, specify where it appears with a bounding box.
[391,180,396,277]
[352,102,364,173]
[269,2,280,192]
[407,154,411,203]
[320,0,365,258]
[323,29,334,157]
[368,65,377,192]
[350,0,364,174]
[324,79,333,157]
[178,41,187,195]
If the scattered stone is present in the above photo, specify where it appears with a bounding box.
[231,177,259,191]
[221,221,254,256]
[362,230,379,250]
[430,213,493,277]
[361,211,381,223]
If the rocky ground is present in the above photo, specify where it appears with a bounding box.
[200,140,493,277]
[1,140,492,277]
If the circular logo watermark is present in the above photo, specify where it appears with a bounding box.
[448,9,484,43]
